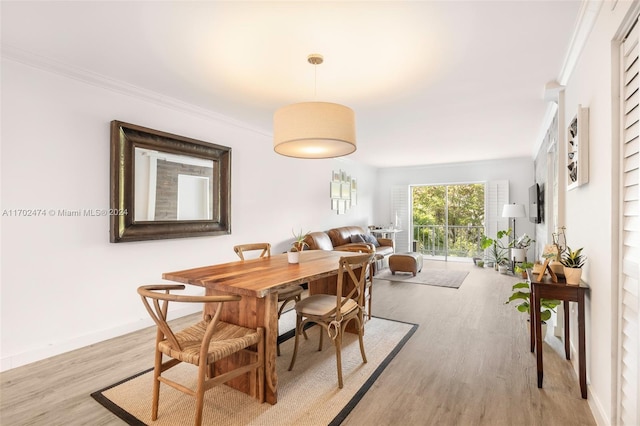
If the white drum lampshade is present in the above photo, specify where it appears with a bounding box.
[273,102,356,159]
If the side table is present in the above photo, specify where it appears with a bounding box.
[527,270,589,399]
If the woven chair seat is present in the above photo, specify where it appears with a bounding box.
[137,284,264,425]
[295,294,357,317]
[288,251,375,389]
[158,320,262,366]
[277,285,304,301]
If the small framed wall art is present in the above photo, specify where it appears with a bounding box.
[330,169,356,214]
[567,105,589,190]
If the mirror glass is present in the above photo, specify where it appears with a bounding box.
[110,121,231,243]
[134,148,215,221]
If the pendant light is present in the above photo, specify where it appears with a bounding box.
[273,54,356,159]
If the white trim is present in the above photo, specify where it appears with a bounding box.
[558,1,604,86]
[532,1,603,159]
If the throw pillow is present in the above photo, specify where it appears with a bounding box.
[350,234,366,243]
[364,233,380,247]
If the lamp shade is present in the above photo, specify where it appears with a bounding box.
[502,203,526,218]
[273,102,356,159]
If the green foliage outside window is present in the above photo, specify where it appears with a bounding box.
[412,184,485,257]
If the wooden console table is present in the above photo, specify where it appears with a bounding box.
[528,270,589,399]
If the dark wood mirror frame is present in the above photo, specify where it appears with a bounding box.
[110,120,231,243]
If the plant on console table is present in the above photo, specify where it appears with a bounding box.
[561,247,586,285]
[288,229,309,264]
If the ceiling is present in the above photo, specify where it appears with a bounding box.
[1,1,583,168]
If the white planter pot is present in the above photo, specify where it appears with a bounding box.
[564,266,582,285]
[498,264,509,274]
[511,248,526,262]
[287,251,300,264]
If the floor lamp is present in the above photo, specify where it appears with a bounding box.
[502,203,526,270]
[502,203,526,242]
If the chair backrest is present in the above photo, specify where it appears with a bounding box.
[335,252,375,321]
[137,284,241,351]
[233,243,271,260]
[335,242,376,253]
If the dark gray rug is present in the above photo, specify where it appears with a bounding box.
[376,268,469,288]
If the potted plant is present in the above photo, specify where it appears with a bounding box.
[561,246,586,285]
[506,281,561,337]
[498,260,510,274]
[510,233,535,263]
[288,229,309,264]
[482,229,510,270]
[472,235,493,266]
[546,226,567,277]
[514,261,534,279]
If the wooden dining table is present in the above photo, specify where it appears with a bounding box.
[162,249,361,405]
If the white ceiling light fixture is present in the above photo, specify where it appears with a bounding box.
[273,54,356,159]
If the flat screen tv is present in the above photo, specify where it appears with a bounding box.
[529,183,542,224]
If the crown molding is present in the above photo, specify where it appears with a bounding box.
[1,44,271,137]
[533,0,603,158]
[558,0,604,86]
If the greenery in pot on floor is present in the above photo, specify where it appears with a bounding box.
[481,229,510,269]
[506,281,561,323]
[514,261,534,279]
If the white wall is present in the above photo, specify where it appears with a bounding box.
[375,157,536,250]
[557,2,637,424]
[0,59,376,370]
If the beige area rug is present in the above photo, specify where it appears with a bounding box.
[91,314,416,425]
[376,268,469,288]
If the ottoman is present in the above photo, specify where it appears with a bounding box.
[389,252,423,276]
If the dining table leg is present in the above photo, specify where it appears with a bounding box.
[204,289,279,404]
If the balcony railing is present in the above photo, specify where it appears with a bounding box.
[413,224,485,258]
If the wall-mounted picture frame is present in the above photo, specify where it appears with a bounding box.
[567,105,589,190]
[330,181,341,199]
[338,199,346,215]
[330,170,356,214]
[341,182,351,199]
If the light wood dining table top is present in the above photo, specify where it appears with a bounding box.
[162,250,358,298]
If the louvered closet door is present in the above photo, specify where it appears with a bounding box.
[391,185,409,252]
[618,17,640,426]
[485,180,509,243]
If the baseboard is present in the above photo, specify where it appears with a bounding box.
[568,338,610,426]
[0,305,199,372]
[588,388,609,426]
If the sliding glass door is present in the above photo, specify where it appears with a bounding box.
[412,183,485,260]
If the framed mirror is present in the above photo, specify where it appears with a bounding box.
[110,120,231,242]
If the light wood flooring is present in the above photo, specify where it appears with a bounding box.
[1,260,596,425]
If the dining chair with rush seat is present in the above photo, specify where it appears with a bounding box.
[233,242,305,355]
[137,284,265,426]
[288,251,375,388]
